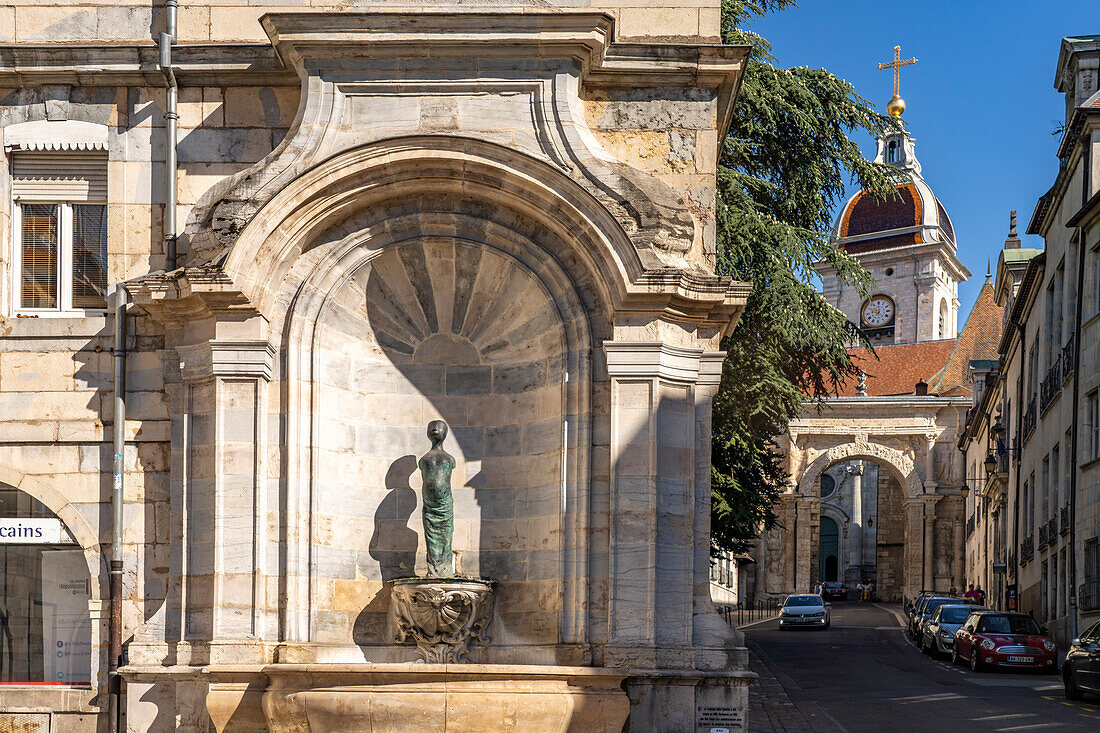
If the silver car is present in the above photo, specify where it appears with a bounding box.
[921,603,984,657]
[778,594,830,630]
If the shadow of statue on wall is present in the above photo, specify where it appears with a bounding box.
[356,456,420,646]
[369,455,420,581]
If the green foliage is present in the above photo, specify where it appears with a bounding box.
[711,1,898,553]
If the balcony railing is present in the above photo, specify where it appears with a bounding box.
[1060,504,1070,535]
[1047,517,1058,543]
[1023,397,1037,438]
[997,452,1009,475]
[1038,524,1048,548]
[1081,579,1100,612]
[966,515,975,537]
[1062,334,1076,381]
[1040,361,1062,412]
[1021,534,1034,563]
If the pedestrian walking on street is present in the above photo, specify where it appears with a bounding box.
[964,584,978,603]
[856,581,865,603]
[975,586,986,605]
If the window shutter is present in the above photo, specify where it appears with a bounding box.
[11,152,108,202]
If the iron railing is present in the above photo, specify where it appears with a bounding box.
[966,515,975,537]
[717,598,781,627]
[997,452,1009,475]
[1047,517,1058,544]
[1023,397,1037,438]
[1060,504,1070,536]
[1038,524,1048,548]
[1021,534,1034,563]
[1040,360,1062,412]
[1080,579,1100,612]
[1062,334,1076,381]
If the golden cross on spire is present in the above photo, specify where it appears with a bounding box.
[877,45,917,98]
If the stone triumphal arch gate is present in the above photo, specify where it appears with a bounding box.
[758,395,967,603]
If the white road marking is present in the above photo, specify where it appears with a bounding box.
[994,724,1064,732]
[971,713,1037,721]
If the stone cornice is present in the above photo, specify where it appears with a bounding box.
[0,43,294,87]
[126,269,258,327]
[604,342,725,385]
[177,340,276,382]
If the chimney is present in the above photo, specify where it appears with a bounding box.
[915,379,928,396]
[1004,210,1021,249]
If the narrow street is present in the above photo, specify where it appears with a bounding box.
[745,603,1100,733]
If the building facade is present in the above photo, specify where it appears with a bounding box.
[760,105,998,605]
[0,4,754,732]
[960,35,1100,648]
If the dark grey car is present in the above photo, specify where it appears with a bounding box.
[921,604,984,657]
[1065,619,1100,700]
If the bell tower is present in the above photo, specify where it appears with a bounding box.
[818,46,970,345]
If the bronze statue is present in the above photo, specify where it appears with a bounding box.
[419,420,456,577]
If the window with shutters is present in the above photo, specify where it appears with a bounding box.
[11,152,108,314]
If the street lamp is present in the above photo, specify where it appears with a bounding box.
[983,452,998,474]
[960,485,970,499]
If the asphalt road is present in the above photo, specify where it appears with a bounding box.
[744,601,1100,733]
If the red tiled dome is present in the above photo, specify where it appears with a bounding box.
[839,183,922,239]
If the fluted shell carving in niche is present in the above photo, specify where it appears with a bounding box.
[351,240,564,366]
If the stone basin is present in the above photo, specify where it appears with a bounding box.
[204,663,630,732]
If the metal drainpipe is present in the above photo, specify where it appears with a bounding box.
[1068,136,1090,643]
[108,283,128,733]
[160,0,179,270]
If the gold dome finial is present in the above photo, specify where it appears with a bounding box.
[877,45,917,117]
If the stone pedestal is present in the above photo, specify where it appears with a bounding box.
[391,578,494,663]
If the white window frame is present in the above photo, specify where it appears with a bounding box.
[12,199,108,317]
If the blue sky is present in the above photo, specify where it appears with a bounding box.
[747,1,1093,322]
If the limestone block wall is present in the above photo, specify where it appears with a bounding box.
[309,239,568,657]
[0,1,722,45]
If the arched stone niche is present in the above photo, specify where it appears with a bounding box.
[276,183,604,663]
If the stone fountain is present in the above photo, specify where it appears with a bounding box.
[203,422,629,732]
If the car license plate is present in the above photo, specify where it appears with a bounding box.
[1007,656,1033,663]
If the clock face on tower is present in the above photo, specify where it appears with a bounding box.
[861,295,895,328]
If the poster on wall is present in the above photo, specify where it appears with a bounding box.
[40,549,91,685]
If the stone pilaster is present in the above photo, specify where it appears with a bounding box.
[174,337,275,664]
[603,341,728,670]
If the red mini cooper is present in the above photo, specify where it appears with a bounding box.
[952,611,1057,673]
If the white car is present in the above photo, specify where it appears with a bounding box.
[778,594,830,630]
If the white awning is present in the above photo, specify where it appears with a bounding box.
[4,119,109,152]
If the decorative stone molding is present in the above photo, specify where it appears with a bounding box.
[180,12,748,293]
[604,342,725,384]
[391,579,495,664]
[797,440,922,498]
[176,341,276,382]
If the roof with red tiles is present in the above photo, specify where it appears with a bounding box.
[838,183,923,241]
[931,279,1003,396]
[838,339,957,397]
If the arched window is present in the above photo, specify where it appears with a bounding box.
[938,299,949,339]
[0,486,91,685]
[820,473,836,498]
[887,140,898,163]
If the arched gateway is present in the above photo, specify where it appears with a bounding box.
[120,12,754,733]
